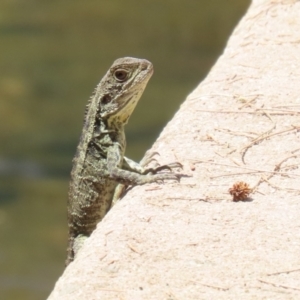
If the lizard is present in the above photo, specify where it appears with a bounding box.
[66,57,182,265]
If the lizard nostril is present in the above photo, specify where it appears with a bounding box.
[141,64,148,71]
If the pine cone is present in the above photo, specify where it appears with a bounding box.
[229,181,252,201]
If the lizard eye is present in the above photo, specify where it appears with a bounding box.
[114,69,129,82]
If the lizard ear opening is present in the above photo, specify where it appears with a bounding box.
[101,94,112,104]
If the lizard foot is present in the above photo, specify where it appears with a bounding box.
[150,171,182,184]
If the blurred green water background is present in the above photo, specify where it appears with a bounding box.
[0,1,250,299]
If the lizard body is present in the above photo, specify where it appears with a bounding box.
[66,57,180,265]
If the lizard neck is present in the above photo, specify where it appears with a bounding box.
[93,117,126,151]
[106,113,128,132]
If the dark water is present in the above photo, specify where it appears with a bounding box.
[0,1,249,298]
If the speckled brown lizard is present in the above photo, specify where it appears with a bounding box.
[66,57,181,265]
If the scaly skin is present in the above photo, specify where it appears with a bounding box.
[67,57,181,265]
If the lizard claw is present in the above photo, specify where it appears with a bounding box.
[143,161,183,175]
[141,151,160,167]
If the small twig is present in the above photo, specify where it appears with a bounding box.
[197,109,255,114]
[274,104,300,108]
[166,292,178,300]
[240,110,276,163]
[267,267,300,276]
[196,109,300,115]
[274,155,297,172]
[97,288,126,293]
[258,279,300,291]
[214,151,241,166]
[238,63,260,69]
[211,171,261,178]
[257,108,300,114]
[291,148,300,154]
[252,154,300,192]
[199,282,229,291]
[205,134,228,147]
[239,125,300,161]
[251,175,266,193]
[261,177,300,193]
[192,160,300,178]
[280,163,300,171]
[165,197,210,202]
[127,243,142,254]
[238,94,259,109]
[215,127,255,138]
[145,186,162,191]
[257,126,300,140]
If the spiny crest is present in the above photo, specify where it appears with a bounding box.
[84,87,97,118]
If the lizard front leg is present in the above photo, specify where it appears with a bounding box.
[123,156,182,175]
[111,148,182,204]
[108,144,181,184]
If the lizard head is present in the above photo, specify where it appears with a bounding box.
[96,57,153,127]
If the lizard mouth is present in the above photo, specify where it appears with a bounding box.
[102,80,152,119]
